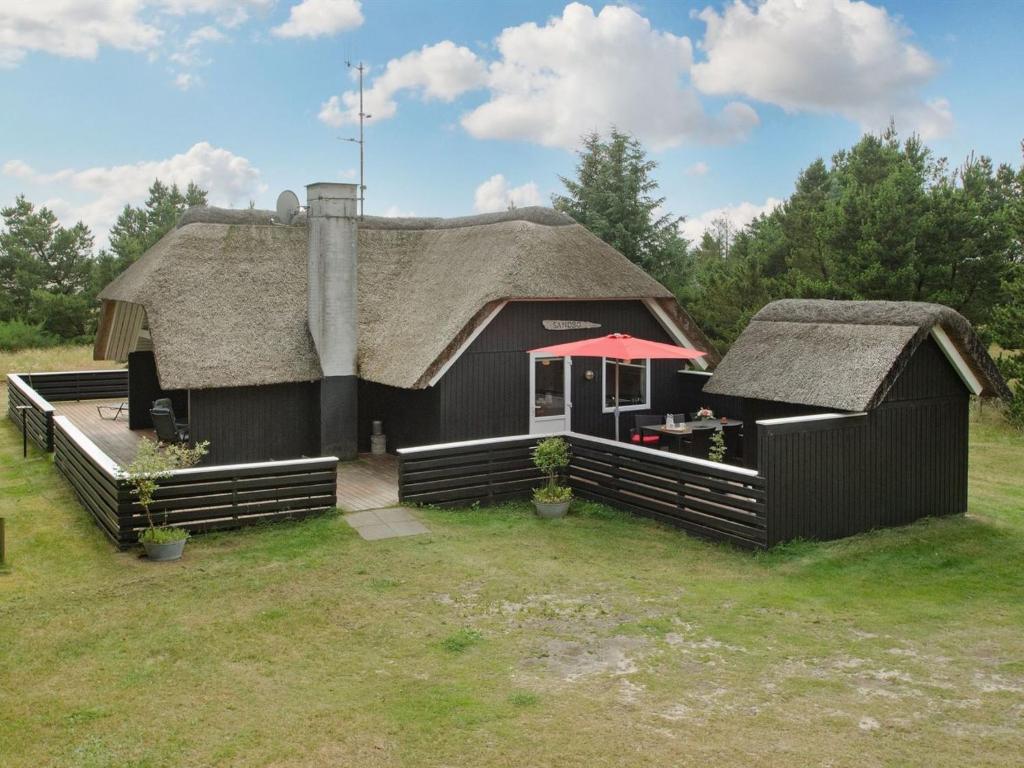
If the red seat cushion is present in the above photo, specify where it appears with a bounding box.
[630,434,661,445]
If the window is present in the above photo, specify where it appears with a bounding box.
[534,357,567,418]
[602,358,650,412]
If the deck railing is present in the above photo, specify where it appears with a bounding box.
[398,431,767,548]
[6,370,129,453]
[53,415,339,548]
[6,373,57,452]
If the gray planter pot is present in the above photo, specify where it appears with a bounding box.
[533,499,570,519]
[141,538,187,562]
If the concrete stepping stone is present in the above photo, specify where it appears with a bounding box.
[344,507,429,540]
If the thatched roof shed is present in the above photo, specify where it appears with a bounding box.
[702,299,1010,411]
[96,206,705,391]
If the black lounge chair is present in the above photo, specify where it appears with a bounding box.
[150,408,189,444]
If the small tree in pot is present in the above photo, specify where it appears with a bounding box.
[125,437,209,561]
[531,436,572,518]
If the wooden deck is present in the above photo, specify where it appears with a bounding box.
[52,399,400,511]
[336,453,400,511]
[53,399,152,466]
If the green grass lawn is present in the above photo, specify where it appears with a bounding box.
[2,350,1024,766]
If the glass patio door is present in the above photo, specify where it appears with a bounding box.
[530,354,571,434]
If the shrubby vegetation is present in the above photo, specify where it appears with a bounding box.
[0,181,207,350]
[555,125,1024,425]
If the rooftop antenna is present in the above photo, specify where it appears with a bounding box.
[341,60,371,219]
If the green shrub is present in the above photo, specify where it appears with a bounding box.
[0,319,58,351]
[138,526,189,544]
[532,436,572,503]
[708,430,727,462]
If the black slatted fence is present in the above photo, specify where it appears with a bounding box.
[567,433,766,548]
[398,435,544,508]
[397,431,766,548]
[53,415,339,548]
[6,374,55,452]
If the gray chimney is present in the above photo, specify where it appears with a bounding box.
[306,182,359,459]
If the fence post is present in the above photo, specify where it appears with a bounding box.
[16,405,31,458]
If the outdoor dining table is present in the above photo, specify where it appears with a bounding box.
[641,419,742,454]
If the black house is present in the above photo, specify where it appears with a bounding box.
[93,183,715,464]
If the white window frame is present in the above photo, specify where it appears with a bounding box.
[601,357,651,414]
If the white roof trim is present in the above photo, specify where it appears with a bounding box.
[756,412,867,426]
[931,325,983,395]
[642,298,709,370]
[426,301,507,388]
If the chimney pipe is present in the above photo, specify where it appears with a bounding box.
[306,182,359,459]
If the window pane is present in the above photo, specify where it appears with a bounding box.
[604,361,647,408]
[534,358,565,417]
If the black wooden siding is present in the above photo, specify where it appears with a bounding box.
[758,337,970,544]
[435,300,696,445]
[189,381,320,464]
[359,299,698,451]
[128,351,187,429]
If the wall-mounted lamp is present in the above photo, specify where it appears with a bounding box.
[584,369,595,381]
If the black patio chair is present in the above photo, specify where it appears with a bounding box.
[687,428,714,459]
[722,423,743,461]
[153,397,187,429]
[630,415,663,447]
[150,407,189,444]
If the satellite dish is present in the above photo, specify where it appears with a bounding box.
[275,189,300,224]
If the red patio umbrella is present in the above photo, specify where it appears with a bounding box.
[529,333,706,442]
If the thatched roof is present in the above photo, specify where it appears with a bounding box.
[702,299,1010,411]
[98,206,699,391]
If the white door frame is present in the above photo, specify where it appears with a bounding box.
[529,353,572,434]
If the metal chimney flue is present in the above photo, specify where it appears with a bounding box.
[306,182,359,459]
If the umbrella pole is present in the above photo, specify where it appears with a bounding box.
[614,359,621,442]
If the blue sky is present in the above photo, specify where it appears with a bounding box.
[2,0,1022,247]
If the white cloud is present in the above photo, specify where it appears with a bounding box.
[0,0,161,68]
[273,0,363,39]
[173,72,200,90]
[319,3,758,149]
[463,3,756,149]
[692,0,952,138]
[3,142,266,246]
[680,197,783,242]
[685,161,710,176]
[381,205,416,218]
[319,41,487,127]
[154,0,272,28]
[473,174,542,213]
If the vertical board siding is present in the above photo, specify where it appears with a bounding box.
[759,398,968,545]
[436,300,701,444]
[128,351,187,429]
[358,380,440,452]
[189,381,320,464]
[53,415,339,548]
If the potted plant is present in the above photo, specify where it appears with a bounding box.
[124,437,209,561]
[696,406,715,420]
[531,436,572,519]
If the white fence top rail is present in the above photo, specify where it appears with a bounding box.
[398,429,761,479]
[16,368,126,377]
[53,414,120,477]
[7,373,55,413]
[756,411,867,427]
[168,455,339,477]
